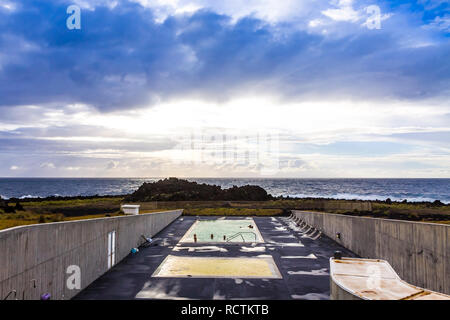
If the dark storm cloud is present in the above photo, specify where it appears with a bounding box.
[0,0,449,111]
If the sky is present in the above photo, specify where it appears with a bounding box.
[0,0,449,178]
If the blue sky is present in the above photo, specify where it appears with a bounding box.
[0,0,449,177]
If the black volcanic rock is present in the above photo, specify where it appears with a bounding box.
[125,178,272,201]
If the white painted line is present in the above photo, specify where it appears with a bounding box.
[240,246,266,252]
[291,293,329,300]
[172,245,228,253]
[288,268,329,276]
[281,254,317,259]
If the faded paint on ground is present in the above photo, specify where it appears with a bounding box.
[152,255,282,278]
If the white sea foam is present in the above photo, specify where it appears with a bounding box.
[1,178,449,204]
[286,192,449,204]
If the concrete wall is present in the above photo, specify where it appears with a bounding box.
[0,210,182,300]
[293,210,449,295]
[330,278,361,300]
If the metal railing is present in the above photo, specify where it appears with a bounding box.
[226,231,257,242]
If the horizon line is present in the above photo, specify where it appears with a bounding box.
[1,177,449,180]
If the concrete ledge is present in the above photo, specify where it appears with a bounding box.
[0,209,182,300]
[293,210,450,295]
[330,257,450,300]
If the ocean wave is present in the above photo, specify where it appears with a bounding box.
[1,178,449,204]
[19,194,39,199]
[285,193,449,204]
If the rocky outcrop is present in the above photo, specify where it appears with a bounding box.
[125,178,272,201]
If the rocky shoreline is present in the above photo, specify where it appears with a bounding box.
[0,178,449,227]
[0,177,447,206]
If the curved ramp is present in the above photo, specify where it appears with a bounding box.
[330,257,450,300]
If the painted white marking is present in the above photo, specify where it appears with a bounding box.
[281,254,317,259]
[240,246,266,252]
[172,246,228,253]
[288,268,329,276]
[272,235,296,239]
[136,281,189,300]
[245,280,255,286]
[291,293,329,300]
[266,241,304,247]
[213,292,226,299]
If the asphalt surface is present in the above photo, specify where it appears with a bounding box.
[74,215,356,300]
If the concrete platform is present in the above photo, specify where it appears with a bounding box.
[330,257,450,300]
[73,216,356,300]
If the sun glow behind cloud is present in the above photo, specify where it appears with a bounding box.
[1,96,449,177]
[0,0,449,177]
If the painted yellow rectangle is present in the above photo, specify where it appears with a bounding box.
[152,255,282,279]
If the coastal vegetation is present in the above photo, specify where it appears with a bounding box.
[1,178,449,230]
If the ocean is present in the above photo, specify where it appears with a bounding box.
[0,178,449,204]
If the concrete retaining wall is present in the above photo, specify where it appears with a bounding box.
[330,277,361,300]
[0,210,182,300]
[293,210,449,295]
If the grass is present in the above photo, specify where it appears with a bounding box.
[20,197,123,207]
[0,211,66,230]
[1,197,449,231]
[0,208,171,230]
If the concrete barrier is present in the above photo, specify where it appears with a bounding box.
[0,210,182,300]
[293,210,449,295]
[329,257,450,300]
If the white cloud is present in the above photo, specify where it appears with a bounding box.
[40,162,56,169]
[0,0,447,178]
[424,15,450,32]
[2,95,448,177]
[132,0,323,25]
[106,160,119,169]
[0,1,18,12]
[418,0,449,10]
[322,0,360,22]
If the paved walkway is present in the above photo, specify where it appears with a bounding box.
[74,216,355,300]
